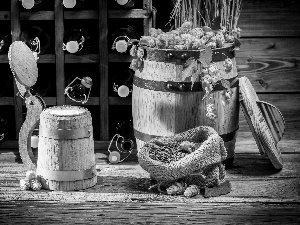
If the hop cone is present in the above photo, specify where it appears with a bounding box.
[20,179,31,190]
[25,170,36,181]
[31,179,42,191]
[184,185,200,198]
[166,182,186,195]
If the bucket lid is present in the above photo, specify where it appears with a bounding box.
[8,41,38,88]
[239,76,285,169]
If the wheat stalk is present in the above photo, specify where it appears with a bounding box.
[169,0,243,31]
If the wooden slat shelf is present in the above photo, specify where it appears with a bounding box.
[0,11,10,20]
[109,54,133,62]
[108,9,150,18]
[1,54,99,64]
[0,97,132,106]
[66,97,100,106]
[1,54,134,64]
[109,97,132,105]
[0,55,8,63]
[0,9,150,21]
[0,97,14,105]
[0,97,107,106]
[21,11,54,20]
[65,54,99,63]
[11,0,23,139]
[99,0,109,140]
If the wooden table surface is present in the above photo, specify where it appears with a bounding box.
[0,131,299,224]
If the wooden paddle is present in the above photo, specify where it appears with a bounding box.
[8,41,46,170]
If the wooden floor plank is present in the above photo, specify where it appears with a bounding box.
[0,201,300,224]
[235,132,300,154]
[0,153,300,203]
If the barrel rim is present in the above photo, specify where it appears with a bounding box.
[42,105,90,117]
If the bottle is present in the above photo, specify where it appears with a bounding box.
[0,116,7,143]
[64,77,93,104]
[63,26,90,54]
[111,25,139,54]
[66,67,98,97]
[20,25,52,55]
[63,0,85,9]
[112,68,134,97]
[115,0,136,8]
[20,0,44,10]
[115,119,135,152]
[0,34,11,54]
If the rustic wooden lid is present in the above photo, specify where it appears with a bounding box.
[239,77,285,169]
[8,41,38,88]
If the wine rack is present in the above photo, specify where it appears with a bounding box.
[0,0,153,149]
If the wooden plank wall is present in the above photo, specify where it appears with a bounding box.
[236,0,300,137]
[10,0,23,138]
[152,0,300,139]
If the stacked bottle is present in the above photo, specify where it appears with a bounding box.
[111,25,139,54]
[20,25,51,56]
[112,68,134,97]
[63,26,91,54]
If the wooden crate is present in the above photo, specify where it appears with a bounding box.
[0,0,153,149]
[1,0,299,149]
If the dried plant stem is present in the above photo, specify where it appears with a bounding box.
[169,0,243,31]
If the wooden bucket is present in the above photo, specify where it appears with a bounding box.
[132,44,239,162]
[36,105,97,191]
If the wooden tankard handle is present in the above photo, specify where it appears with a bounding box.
[19,94,45,170]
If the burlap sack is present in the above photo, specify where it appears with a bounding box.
[138,126,227,188]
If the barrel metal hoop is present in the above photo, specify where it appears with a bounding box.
[36,165,96,182]
[39,127,92,140]
[145,44,235,64]
[133,76,239,93]
[134,128,238,143]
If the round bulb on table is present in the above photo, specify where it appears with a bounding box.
[63,0,76,8]
[118,85,129,97]
[31,135,39,148]
[22,0,35,9]
[115,40,128,53]
[66,41,79,53]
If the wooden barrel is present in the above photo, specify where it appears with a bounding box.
[36,105,97,191]
[132,44,239,162]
